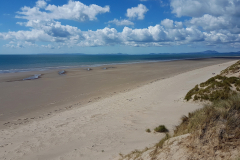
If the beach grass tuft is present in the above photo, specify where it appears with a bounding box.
[154,125,168,133]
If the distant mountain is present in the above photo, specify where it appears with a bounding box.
[37,53,86,55]
[148,53,157,55]
[34,50,239,56]
[97,53,129,55]
[65,53,86,55]
[146,50,219,55]
[201,50,219,54]
[114,53,128,55]
[185,50,219,54]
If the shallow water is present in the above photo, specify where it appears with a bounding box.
[0,53,240,74]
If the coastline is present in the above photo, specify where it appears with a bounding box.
[0,56,239,74]
[0,59,237,160]
[0,57,239,129]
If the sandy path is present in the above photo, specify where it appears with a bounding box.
[0,60,237,160]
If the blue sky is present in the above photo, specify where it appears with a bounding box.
[0,0,240,54]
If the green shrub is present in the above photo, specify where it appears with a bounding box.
[235,80,240,87]
[146,129,151,133]
[215,75,224,80]
[227,77,239,83]
[194,95,199,100]
[154,125,168,133]
[185,85,199,101]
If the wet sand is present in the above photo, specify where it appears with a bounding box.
[0,57,238,128]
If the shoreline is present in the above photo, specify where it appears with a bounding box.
[0,59,237,160]
[0,56,239,74]
[0,57,239,129]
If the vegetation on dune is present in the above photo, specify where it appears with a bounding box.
[173,94,240,159]
[154,125,168,133]
[119,147,149,160]
[150,94,240,159]
[221,60,240,75]
[185,75,240,101]
[175,94,240,137]
[185,60,240,102]
[150,133,171,159]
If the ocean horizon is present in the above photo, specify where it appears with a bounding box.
[1,52,240,74]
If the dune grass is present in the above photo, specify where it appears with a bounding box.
[154,125,168,133]
[185,75,239,102]
[145,128,151,133]
[220,60,240,75]
[119,147,149,160]
[185,60,240,102]
[175,94,240,139]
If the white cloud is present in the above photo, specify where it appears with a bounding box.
[161,19,174,28]
[36,0,47,8]
[1,29,52,42]
[126,4,148,20]
[171,0,240,34]
[2,23,240,48]
[188,14,240,34]
[79,28,121,47]
[17,0,110,22]
[189,14,229,30]
[122,25,167,42]
[1,0,240,50]
[204,30,240,44]
[174,21,183,29]
[170,0,239,17]
[161,19,183,29]
[4,43,24,49]
[6,0,109,46]
[3,41,38,49]
[108,19,134,26]
[122,25,201,45]
[22,20,82,39]
[42,44,55,49]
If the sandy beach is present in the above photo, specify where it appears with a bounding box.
[0,58,238,160]
[0,57,237,127]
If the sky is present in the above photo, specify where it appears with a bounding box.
[0,0,240,54]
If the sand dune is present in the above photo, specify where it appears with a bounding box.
[0,60,237,160]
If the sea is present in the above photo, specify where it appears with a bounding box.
[0,52,239,74]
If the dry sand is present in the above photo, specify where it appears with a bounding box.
[0,57,237,127]
[0,58,238,160]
